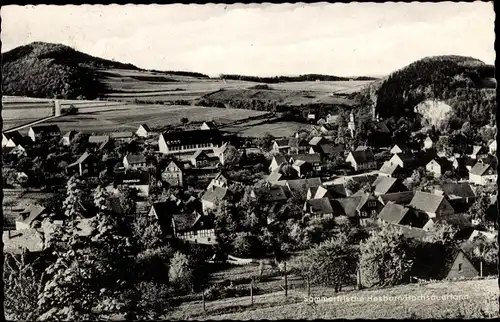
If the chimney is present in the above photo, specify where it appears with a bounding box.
[54,100,61,117]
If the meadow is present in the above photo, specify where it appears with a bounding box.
[165,277,498,320]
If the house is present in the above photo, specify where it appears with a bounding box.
[310,144,344,159]
[201,186,228,214]
[434,182,476,204]
[410,245,479,281]
[285,178,323,197]
[266,169,284,183]
[409,191,455,218]
[2,229,46,254]
[201,121,217,130]
[136,124,151,138]
[326,113,339,124]
[308,136,325,147]
[292,160,313,177]
[123,153,147,170]
[319,123,336,134]
[426,158,453,178]
[345,150,377,171]
[378,191,415,206]
[89,135,111,145]
[390,143,409,154]
[488,139,496,155]
[14,205,48,230]
[161,160,184,187]
[378,161,405,178]
[213,142,229,165]
[371,176,408,196]
[468,145,488,160]
[313,184,348,199]
[110,132,134,142]
[272,139,290,154]
[423,136,434,150]
[62,130,78,146]
[208,172,229,190]
[172,212,216,245]
[303,198,334,218]
[331,193,381,226]
[28,125,60,142]
[377,202,432,230]
[190,150,219,168]
[148,201,181,238]
[67,152,100,176]
[289,154,322,171]
[469,159,497,186]
[307,110,318,123]
[159,129,222,154]
[2,131,23,147]
[269,155,288,173]
[114,170,151,197]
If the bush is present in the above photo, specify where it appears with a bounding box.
[135,246,175,283]
[204,282,259,301]
[168,252,194,293]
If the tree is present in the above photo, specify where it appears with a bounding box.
[62,175,87,220]
[132,213,166,251]
[37,212,135,320]
[4,253,47,321]
[168,252,194,293]
[466,190,492,226]
[93,185,108,212]
[180,117,189,125]
[471,235,498,276]
[424,221,457,245]
[294,233,357,292]
[223,145,241,169]
[345,179,360,195]
[359,225,413,288]
[257,133,274,151]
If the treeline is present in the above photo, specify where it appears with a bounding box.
[220,74,378,83]
[362,55,496,129]
[147,69,210,78]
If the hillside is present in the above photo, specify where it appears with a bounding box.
[166,278,498,320]
[220,74,378,83]
[360,55,496,130]
[1,42,210,100]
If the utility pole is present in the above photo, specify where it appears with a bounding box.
[202,291,206,313]
[307,275,311,297]
[250,277,254,306]
[284,261,288,297]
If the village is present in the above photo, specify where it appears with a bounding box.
[2,102,498,286]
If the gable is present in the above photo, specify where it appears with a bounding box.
[446,251,478,278]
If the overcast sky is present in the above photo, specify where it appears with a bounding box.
[1,3,495,77]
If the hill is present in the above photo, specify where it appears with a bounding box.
[360,55,496,130]
[1,42,210,100]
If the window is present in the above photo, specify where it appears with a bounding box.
[458,263,463,272]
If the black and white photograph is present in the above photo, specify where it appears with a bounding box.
[1,2,498,320]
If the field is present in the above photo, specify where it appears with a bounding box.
[19,104,269,134]
[165,277,498,320]
[2,73,372,135]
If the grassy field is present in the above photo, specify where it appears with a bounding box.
[270,80,373,94]
[17,104,268,134]
[166,277,498,320]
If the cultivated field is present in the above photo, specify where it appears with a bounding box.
[270,80,373,94]
[166,277,498,320]
[20,104,269,134]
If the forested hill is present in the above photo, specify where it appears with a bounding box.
[360,55,496,130]
[220,74,378,83]
[2,42,140,99]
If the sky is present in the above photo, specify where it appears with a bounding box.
[1,2,495,77]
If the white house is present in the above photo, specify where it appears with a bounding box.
[158,129,222,155]
[345,150,377,171]
[469,161,497,186]
[201,186,228,214]
[123,154,147,170]
[161,161,184,187]
[269,155,288,173]
[409,191,455,218]
[136,124,151,138]
[488,140,497,155]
